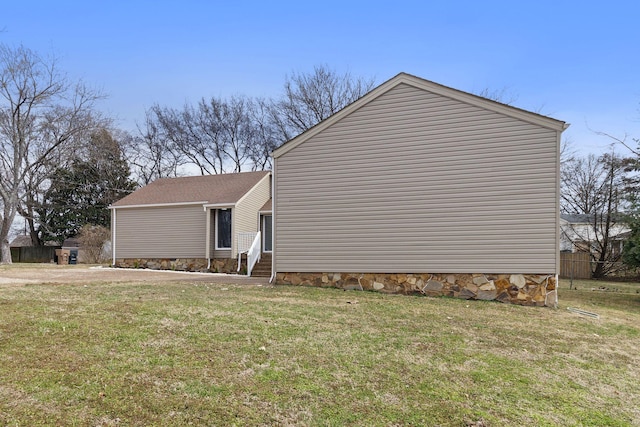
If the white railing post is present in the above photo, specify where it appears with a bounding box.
[246,231,261,277]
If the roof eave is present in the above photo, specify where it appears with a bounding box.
[109,201,209,210]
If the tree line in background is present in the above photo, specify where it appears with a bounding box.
[126,65,375,182]
[0,43,375,262]
[560,150,637,277]
[3,42,640,278]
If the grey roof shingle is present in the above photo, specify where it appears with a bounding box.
[259,198,272,212]
[560,213,593,223]
[561,213,626,224]
[9,235,33,247]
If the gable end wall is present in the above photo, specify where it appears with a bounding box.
[274,83,560,274]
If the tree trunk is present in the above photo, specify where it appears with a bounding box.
[26,215,42,246]
[0,224,12,264]
[0,202,18,264]
[593,254,606,278]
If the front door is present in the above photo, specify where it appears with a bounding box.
[262,214,272,252]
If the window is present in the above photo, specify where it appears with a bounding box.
[216,209,232,249]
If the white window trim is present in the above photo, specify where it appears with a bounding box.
[262,214,273,253]
[215,208,232,250]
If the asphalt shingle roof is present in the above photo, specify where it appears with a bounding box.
[111,171,269,207]
[259,198,272,212]
[9,235,33,247]
[560,213,593,223]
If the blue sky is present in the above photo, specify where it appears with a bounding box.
[2,0,639,155]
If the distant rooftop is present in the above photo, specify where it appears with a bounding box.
[9,235,32,247]
[561,213,626,223]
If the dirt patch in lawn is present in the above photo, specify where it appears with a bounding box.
[0,264,268,287]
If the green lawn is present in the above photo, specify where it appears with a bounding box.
[0,273,638,426]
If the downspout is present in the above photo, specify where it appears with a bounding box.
[204,206,211,270]
[111,208,116,266]
[270,165,277,283]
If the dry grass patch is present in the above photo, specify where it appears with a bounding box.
[0,274,638,426]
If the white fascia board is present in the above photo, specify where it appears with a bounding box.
[109,201,208,210]
[202,203,235,209]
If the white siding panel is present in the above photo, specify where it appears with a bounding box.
[115,205,206,258]
[275,83,559,273]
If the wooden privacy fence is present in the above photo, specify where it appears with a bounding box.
[10,246,60,263]
[560,252,591,279]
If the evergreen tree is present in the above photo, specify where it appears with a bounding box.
[622,212,640,269]
[38,130,137,244]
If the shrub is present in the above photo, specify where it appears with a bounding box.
[77,225,111,264]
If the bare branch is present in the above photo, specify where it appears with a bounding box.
[0,43,105,262]
[272,65,376,141]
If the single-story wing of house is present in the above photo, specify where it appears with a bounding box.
[110,171,271,274]
[271,72,568,306]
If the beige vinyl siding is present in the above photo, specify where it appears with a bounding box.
[234,174,271,254]
[214,249,232,258]
[115,205,205,258]
[275,83,560,274]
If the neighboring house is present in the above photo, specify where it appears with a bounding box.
[272,72,568,306]
[560,213,630,255]
[110,171,271,274]
[9,235,33,248]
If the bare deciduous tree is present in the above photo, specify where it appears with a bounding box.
[125,113,185,185]
[0,44,105,262]
[475,87,519,105]
[561,152,631,278]
[132,66,375,178]
[248,98,279,171]
[594,130,639,157]
[146,102,225,175]
[272,65,376,140]
[139,95,266,176]
[210,95,255,172]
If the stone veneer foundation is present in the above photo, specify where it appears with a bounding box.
[276,272,558,307]
[114,258,243,274]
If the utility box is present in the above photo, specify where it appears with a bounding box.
[55,249,70,265]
